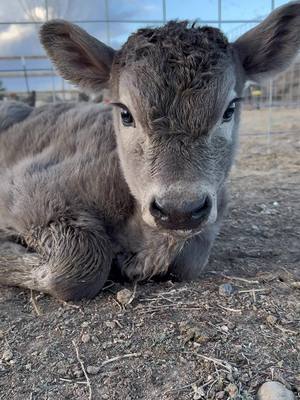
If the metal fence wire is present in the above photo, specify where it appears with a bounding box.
[0,0,299,135]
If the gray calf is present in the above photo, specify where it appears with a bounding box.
[0,2,299,300]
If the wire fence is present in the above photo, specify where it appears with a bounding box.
[0,0,299,135]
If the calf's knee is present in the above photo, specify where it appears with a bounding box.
[28,217,113,301]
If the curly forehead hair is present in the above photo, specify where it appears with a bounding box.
[113,21,233,136]
[116,21,230,71]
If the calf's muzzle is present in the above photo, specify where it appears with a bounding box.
[150,194,212,231]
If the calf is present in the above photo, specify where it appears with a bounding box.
[0,2,299,300]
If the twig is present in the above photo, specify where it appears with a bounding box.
[101,352,142,368]
[219,305,242,313]
[238,288,269,293]
[164,376,217,395]
[221,275,260,284]
[60,377,88,385]
[112,297,122,311]
[127,282,137,306]
[163,378,203,394]
[196,354,232,372]
[137,305,204,313]
[59,300,82,310]
[72,340,92,400]
[275,324,298,335]
[30,290,42,316]
[102,281,115,291]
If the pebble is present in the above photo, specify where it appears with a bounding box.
[81,333,91,343]
[86,365,101,375]
[257,381,295,400]
[266,315,277,325]
[192,383,205,400]
[219,283,235,296]
[116,288,133,306]
[226,383,238,398]
[2,349,13,362]
[73,367,83,378]
[105,320,116,329]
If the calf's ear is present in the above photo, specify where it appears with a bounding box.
[234,1,300,83]
[40,20,115,92]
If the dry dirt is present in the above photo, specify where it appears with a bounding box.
[0,108,299,400]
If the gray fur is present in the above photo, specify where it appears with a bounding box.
[0,2,300,300]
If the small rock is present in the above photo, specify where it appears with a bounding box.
[179,322,209,344]
[2,349,13,362]
[266,315,277,325]
[73,367,84,378]
[86,365,101,375]
[216,391,225,399]
[192,383,205,399]
[25,363,32,371]
[105,320,116,329]
[81,333,91,343]
[91,335,99,344]
[219,283,235,296]
[0,364,6,373]
[0,330,4,339]
[257,381,294,400]
[116,288,133,306]
[225,383,238,398]
[291,281,300,289]
[221,325,229,333]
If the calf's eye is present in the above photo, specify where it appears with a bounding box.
[222,102,236,123]
[121,109,135,127]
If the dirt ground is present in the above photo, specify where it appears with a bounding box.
[0,108,299,400]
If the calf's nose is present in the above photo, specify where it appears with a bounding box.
[150,195,212,230]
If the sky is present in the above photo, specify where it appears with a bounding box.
[0,0,292,92]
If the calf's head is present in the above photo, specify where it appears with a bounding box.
[40,2,300,235]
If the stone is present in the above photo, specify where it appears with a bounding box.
[266,315,277,325]
[87,365,101,375]
[225,383,238,398]
[219,283,235,296]
[291,281,300,289]
[2,349,13,362]
[116,288,133,306]
[257,381,295,400]
[81,333,91,343]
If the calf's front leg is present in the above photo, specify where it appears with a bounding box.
[0,215,113,301]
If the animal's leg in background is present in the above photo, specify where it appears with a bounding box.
[0,216,113,300]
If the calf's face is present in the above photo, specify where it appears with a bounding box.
[110,25,241,233]
[40,2,300,235]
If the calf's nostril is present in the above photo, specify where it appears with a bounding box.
[191,196,212,220]
[150,198,168,219]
